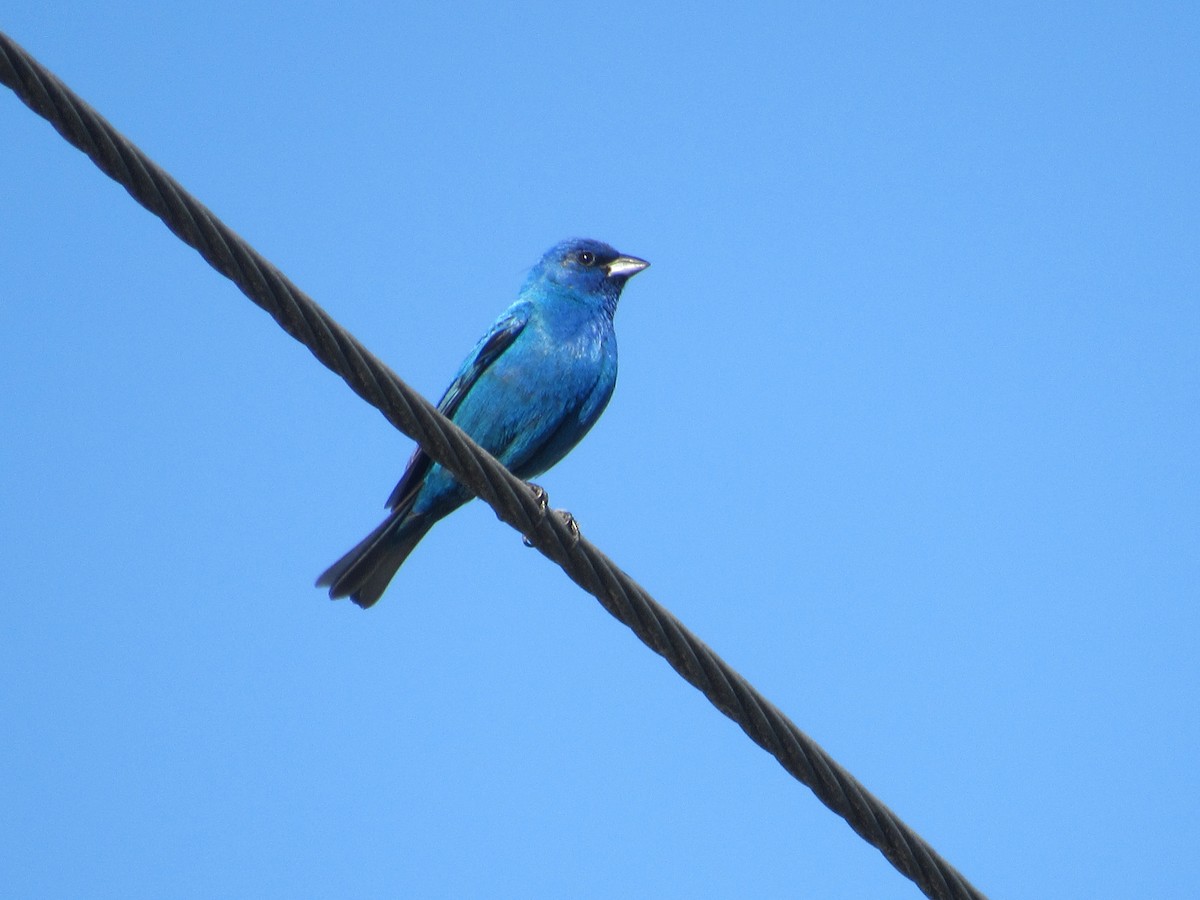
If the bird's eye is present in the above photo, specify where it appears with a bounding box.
[577,251,596,267]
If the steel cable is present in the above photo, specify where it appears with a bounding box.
[1,30,986,900]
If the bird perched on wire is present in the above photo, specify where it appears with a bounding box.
[318,238,649,609]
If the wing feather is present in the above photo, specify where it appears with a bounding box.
[384,303,531,510]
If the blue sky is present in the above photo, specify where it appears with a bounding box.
[2,3,1197,897]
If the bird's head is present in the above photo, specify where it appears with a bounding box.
[524,238,649,316]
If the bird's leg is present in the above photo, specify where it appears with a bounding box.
[522,482,581,549]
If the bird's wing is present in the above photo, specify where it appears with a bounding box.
[434,303,533,419]
[384,303,532,511]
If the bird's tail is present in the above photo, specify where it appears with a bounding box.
[316,509,434,609]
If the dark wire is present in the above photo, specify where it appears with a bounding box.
[1,30,986,900]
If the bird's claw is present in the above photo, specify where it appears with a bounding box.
[556,509,581,545]
[527,482,549,512]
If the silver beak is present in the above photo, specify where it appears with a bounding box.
[605,255,650,279]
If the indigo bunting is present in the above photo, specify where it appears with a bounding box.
[318,238,649,608]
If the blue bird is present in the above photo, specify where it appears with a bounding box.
[318,238,649,608]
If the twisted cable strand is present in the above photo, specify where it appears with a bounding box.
[1,31,985,900]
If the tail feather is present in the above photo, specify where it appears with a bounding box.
[317,510,433,609]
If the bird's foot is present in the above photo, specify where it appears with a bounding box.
[552,508,581,545]
[527,482,549,512]
[522,482,581,549]
[521,509,581,548]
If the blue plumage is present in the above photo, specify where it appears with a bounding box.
[317,238,649,608]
